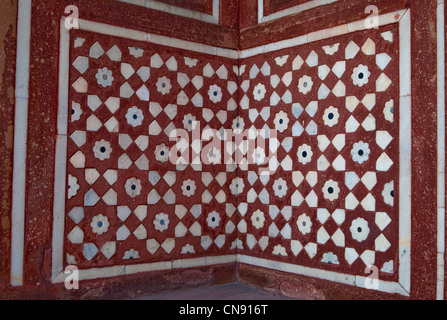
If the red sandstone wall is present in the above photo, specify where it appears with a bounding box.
[0,0,445,300]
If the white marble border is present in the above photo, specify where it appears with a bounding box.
[77,19,238,59]
[238,255,410,296]
[52,255,237,283]
[398,9,412,294]
[437,0,445,301]
[241,8,408,58]
[10,0,32,287]
[52,12,412,296]
[258,0,338,24]
[118,0,220,24]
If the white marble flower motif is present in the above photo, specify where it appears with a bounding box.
[382,181,394,206]
[125,106,144,127]
[251,209,265,229]
[182,113,197,132]
[181,244,195,254]
[154,213,169,232]
[273,244,287,256]
[129,47,144,58]
[321,252,339,264]
[123,249,140,259]
[206,211,221,229]
[232,116,245,134]
[184,57,198,68]
[90,214,110,235]
[351,141,370,164]
[93,139,112,161]
[154,143,170,163]
[322,180,340,201]
[208,84,223,103]
[252,146,266,165]
[229,177,244,196]
[351,64,371,87]
[297,144,313,165]
[275,55,289,66]
[67,174,80,199]
[384,99,394,123]
[156,76,172,95]
[125,177,142,198]
[298,75,313,94]
[323,106,340,127]
[274,111,289,133]
[206,147,221,165]
[273,178,288,198]
[253,83,266,101]
[322,43,340,55]
[71,101,82,122]
[181,179,197,197]
[297,214,312,235]
[350,218,370,242]
[95,67,114,87]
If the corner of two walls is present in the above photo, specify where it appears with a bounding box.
[5,0,445,300]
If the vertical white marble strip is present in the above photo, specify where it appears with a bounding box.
[51,20,70,281]
[51,135,67,281]
[258,0,264,24]
[437,0,445,301]
[398,10,412,294]
[57,20,70,135]
[213,0,220,23]
[11,0,32,287]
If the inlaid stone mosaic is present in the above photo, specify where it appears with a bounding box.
[63,23,401,282]
[236,25,400,281]
[65,30,239,268]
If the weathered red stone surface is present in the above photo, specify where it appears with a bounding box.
[62,0,239,50]
[0,0,17,295]
[263,0,317,16]
[0,0,444,300]
[240,0,408,49]
[156,0,214,15]
[409,0,439,300]
[237,263,406,300]
[2,263,235,299]
[22,0,61,288]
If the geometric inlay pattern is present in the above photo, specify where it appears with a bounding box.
[66,30,238,268]
[236,25,400,282]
